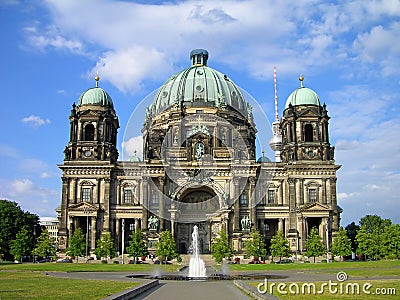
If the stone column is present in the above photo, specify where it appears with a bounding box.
[330,177,338,207]
[232,178,240,231]
[90,216,96,251]
[278,218,284,232]
[322,178,327,204]
[141,179,149,230]
[295,178,301,206]
[103,178,110,231]
[135,218,140,231]
[288,178,296,229]
[158,177,165,231]
[278,180,283,205]
[116,218,121,251]
[68,216,74,240]
[249,177,256,229]
[58,177,70,250]
[116,180,121,205]
[326,178,332,206]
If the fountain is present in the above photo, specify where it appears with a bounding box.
[188,225,207,278]
[127,224,280,281]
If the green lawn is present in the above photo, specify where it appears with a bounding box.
[229,260,400,277]
[0,271,140,300]
[249,279,400,299]
[0,261,180,273]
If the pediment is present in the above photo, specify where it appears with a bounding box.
[297,108,321,118]
[300,202,330,212]
[80,109,101,118]
[68,202,99,212]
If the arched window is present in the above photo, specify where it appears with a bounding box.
[304,124,313,142]
[84,124,95,141]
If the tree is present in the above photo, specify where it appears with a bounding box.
[126,229,147,263]
[0,237,3,261]
[360,215,391,234]
[66,228,86,262]
[305,227,325,263]
[356,226,379,260]
[244,228,266,261]
[345,222,360,252]
[33,229,57,260]
[10,228,32,262]
[155,230,178,263]
[354,215,392,260]
[379,224,400,259]
[331,227,352,261]
[0,200,40,260]
[211,229,233,264]
[270,230,291,262]
[94,232,117,261]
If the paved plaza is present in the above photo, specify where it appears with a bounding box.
[49,269,341,299]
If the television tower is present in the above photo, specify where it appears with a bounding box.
[269,65,282,162]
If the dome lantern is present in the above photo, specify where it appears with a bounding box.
[190,49,209,66]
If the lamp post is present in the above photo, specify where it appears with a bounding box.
[33,224,37,263]
[326,217,330,263]
[121,218,125,264]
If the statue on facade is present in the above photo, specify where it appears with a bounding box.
[63,146,70,160]
[241,215,251,231]
[148,215,159,231]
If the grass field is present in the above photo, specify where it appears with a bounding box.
[0,271,139,300]
[229,260,400,277]
[0,261,180,273]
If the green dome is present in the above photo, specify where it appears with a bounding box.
[285,78,320,108]
[257,155,271,163]
[78,87,113,107]
[149,49,248,116]
[128,151,141,162]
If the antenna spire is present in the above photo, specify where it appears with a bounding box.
[274,65,279,122]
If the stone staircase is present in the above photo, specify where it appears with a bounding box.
[180,254,216,268]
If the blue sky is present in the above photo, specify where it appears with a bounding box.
[0,0,399,226]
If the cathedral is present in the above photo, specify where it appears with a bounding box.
[57,49,342,256]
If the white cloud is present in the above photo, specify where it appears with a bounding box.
[10,179,35,194]
[38,0,400,91]
[353,22,400,76]
[0,178,59,217]
[121,135,143,160]
[328,85,400,225]
[89,47,173,93]
[22,115,51,127]
[23,24,83,54]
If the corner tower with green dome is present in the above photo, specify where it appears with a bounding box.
[63,75,119,163]
[57,76,119,251]
[280,75,334,162]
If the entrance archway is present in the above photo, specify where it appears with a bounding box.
[175,187,218,254]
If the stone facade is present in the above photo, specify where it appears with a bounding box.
[57,50,341,255]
